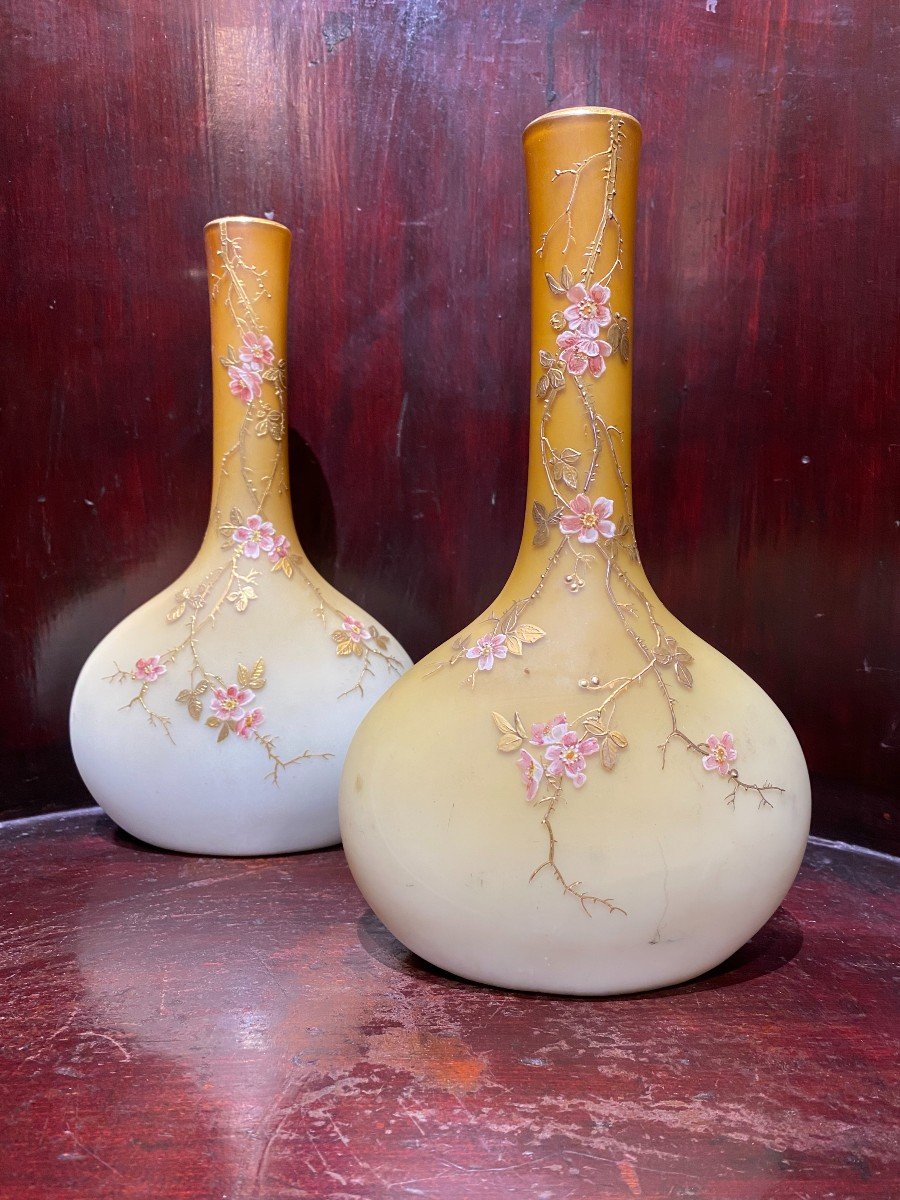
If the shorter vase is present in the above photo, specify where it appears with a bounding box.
[70,216,411,855]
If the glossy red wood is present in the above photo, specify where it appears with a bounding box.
[1,2,896,844]
[1,810,898,1198]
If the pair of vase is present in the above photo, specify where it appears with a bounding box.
[70,107,810,996]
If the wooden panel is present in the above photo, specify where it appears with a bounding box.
[1,1,896,844]
[1,812,898,1198]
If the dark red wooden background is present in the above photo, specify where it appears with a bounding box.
[1,1,896,848]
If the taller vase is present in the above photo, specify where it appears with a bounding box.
[70,216,411,855]
[340,109,810,994]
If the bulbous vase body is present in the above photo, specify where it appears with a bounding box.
[340,109,810,995]
[71,217,411,855]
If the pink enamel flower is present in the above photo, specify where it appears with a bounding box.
[559,493,616,544]
[267,533,291,563]
[210,684,255,723]
[132,655,166,682]
[227,364,262,405]
[702,732,738,777]
[530,714,568,746]
[233,514,276,558]
[545,730,600,788]
[563,282,612,338]
[239,330,275,371]
[556,330,613,379]
[342,617,373,644]
[517,749,545,802]
[235,708,264,739]
[465,633,508,672]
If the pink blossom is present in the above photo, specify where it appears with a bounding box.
[235,708,264,739]
[342,617,373,644]
[563,282,612,338]
[227,364,262,405]
[559,493,616,544]
[530,714,568,746]
[132,655,166,682]
[557,330,612,378]
[267,534,291,563]
[465,633,508,672]
[517,749,545,802]
[702,731,738,776]
[239,330,275,371]
[233,514,276,559]
[210,684,255,723]
[545,730,600,788]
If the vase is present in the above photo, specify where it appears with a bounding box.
[70,216,411,855]
[339,109,811,995]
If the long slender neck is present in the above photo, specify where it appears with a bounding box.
[204,217,295,536]
[516,110,641,578]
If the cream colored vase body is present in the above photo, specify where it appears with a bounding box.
[71,217,411,855]
[340,109,810,994]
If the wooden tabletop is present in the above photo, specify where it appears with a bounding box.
[1,810,897,1199]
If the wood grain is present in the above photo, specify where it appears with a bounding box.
[0,810,897,1199]
[0,1,896,845]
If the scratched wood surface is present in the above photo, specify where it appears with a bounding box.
[1,1,896,845]
[0,810,897,1199]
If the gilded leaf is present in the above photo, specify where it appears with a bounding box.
[206,717,221,729]
[609,730,628,749]
[491,712,517,736]
[166,602,186,623]
[583,718,607,737]
[561,464,578,490]
[550,311,566,331]
[335,639,353,656]
[514,712,528,739]
[499,602,526,634]
[545,271,566,296]
[533,522,549,548]
[560,263,573,290]
[230,507,243,525]
[176,689,192,704]
[237,663,249,687]
[601,739,618,771]
[505,634,522,656]
[498,732,524,753]
[539,350,554,369]
[536,373,550,401]
[217,723,229,743]
[547,367,565,390]
[188,696,203,721]
[675,662,693,689]
[248,659,266,689]
[518,624,546,644]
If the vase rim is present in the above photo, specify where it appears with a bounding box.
[523,106,641,137]
[204,215,291,235]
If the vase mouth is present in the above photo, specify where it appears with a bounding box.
[204,215,291,235]
[523,106,641,138]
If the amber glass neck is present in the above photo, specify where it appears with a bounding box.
[517,108,642,567]
[204,217,295,535]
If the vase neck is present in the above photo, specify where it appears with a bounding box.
[517,110,642,581]
[204,217,296,538]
